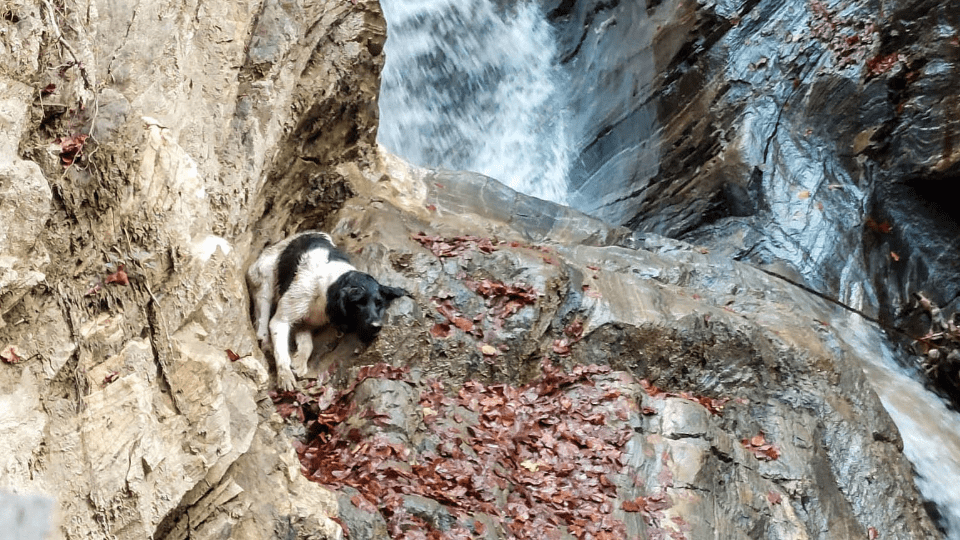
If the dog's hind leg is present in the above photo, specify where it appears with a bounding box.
[247,256,276,349]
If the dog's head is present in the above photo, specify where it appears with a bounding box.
[327,271,409,342]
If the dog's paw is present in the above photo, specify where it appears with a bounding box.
[292,356,310,378]
[276,369,297,392]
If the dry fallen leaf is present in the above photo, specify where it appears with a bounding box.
[105,265,129,286]
[1,345,23,364]
[55,133,89,166]
[798,190,811,199]
[742,432,781,461]
[480,344,498,356]
[430,322,452,339]
[520,460,540,472]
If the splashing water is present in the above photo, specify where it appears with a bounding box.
[378,0,571,204]
[842,315,960,537]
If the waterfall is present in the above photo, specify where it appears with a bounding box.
[843,316,960,536]
[377,0,571,204]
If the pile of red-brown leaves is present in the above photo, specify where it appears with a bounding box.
[640,379,728,416]
[412,232,499,260]
[431,294,483,339]
[429,277,538,341]
[275,361,637,539]
[741,432,781,462]
[429,277,539,342]
[462,277,538,324]
[808,0,877,69]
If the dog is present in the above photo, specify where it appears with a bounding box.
[247,231,408,390]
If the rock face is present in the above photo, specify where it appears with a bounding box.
[544,0,960,321]
[315,165,938,539]
[0,0,384,537]
[0,1,948,540]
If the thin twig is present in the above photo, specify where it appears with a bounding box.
[42,0,92,89]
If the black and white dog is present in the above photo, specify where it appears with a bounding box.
[247,231,408,390]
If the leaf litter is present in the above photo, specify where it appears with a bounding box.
[274,360,651,539]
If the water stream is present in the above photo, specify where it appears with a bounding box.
[842,316,960,536]
[378,0,571,204]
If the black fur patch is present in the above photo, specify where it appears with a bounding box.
[276,233,351,297]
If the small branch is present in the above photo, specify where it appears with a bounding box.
[42,0,92,90]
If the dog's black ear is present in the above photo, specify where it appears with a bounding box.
[380,284,409,303]
[328,285,351,326]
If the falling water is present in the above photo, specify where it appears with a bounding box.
[377,0,571,204]
[842,316,960,537]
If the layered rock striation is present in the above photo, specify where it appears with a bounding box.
[544,0,960,322]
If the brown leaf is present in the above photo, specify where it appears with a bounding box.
[767,491,782,505]
[743,432,781,461]
[41,83,57,95]
[0,345,23,364]
[582,285,603,299]
[867,526,879,539]
[225,349,240,361]
[758,444,781,461]
[55,133,89,166]
[430,322,452,338]
[865,217,892,234]
[103,370,120,385]
[452,317,474,332]
[105,265,129,285]
[564,318,584,339]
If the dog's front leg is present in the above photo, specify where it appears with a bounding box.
[292,328,313,377]
[269,316,297,391]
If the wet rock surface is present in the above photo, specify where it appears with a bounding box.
[543,0,960,323]
[264,165,938,538]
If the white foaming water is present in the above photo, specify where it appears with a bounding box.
[378,0,571,204]
[842,315,960,537]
